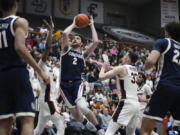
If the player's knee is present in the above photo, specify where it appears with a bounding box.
[76,97,90,115]
[20,117,34,135]
[141,117,155,134]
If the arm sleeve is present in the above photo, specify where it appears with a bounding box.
[152,39,169,53]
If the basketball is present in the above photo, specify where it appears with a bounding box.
[75,14,90,28]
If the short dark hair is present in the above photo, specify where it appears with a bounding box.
[165,22,180,42]
[73,34,85,44]
[128,51,138,64]
[138,72,146,84]
[0,0,19,12]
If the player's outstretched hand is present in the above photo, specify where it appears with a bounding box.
[89,15,94,26]
[43,16,54,31]
[72,16,79,28]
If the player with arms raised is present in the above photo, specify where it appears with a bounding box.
[98,51,140,135]
[60,15,104,134]
[0,0,49,135]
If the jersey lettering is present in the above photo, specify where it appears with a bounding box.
[0,31,8,49]
[172,49,180,65]
[73,57,77,65]
[131,72,138,84]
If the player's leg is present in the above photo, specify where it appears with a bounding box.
[34,111,49,135]
[60,81,84,122]
[18,116,34,135]
[141,84,173,135]
[141,117,156,135]
[0,118,13,135]
[105,120,120,135]
[75,81,101,131]
[126,113,139,135]
[112,99,140,135]
[0,71,16,135]
[14,68,36,135]
[76,97,99,125]
[69,107,84,122]
[51,112,65,135]
[169,85,180,127]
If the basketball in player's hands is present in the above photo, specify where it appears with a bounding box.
[75,14,90,28]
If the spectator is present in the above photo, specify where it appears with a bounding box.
[101,108,111,130]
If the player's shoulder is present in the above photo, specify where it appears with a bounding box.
[155,38,169,45]
[14,17,28,28]
[153,38,170,53]
[122,65,137,78]
[124,64,137,72]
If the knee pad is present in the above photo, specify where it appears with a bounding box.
[76,97,90,115]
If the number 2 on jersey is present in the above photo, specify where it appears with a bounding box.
[0,31,8,49]
[73,57,77,65]
[172,49,180,65]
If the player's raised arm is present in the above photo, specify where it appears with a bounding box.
[99,64,127,80]
[145,39,167,70]
[145,50,160,70]
[41,16,54,62]
[89,58,103,67]
[83,16,99,58]
[14,18,49,84]
[62,17,77,53]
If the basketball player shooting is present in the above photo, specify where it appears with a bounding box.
[59,15,103,134]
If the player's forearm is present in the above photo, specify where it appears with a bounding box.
[99,67,106,80]
[63,24,75,36]
[145,50,160,70]
[42,30,52,62]
[15,46,42,73]
[84,43,98,58]
[62,24,75,50]
[90,59,103,67]
[84,25,99,58]
[90,24,98,43]
[15,29,42,74]
[145,59,155,70]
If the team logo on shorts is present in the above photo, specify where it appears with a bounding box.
[31,102,36,111]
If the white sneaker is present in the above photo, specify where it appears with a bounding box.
[85,121,97,132]
[97,129,105,135]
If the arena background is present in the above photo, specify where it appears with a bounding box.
[17,0,180,47]
[13,0,180,134]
